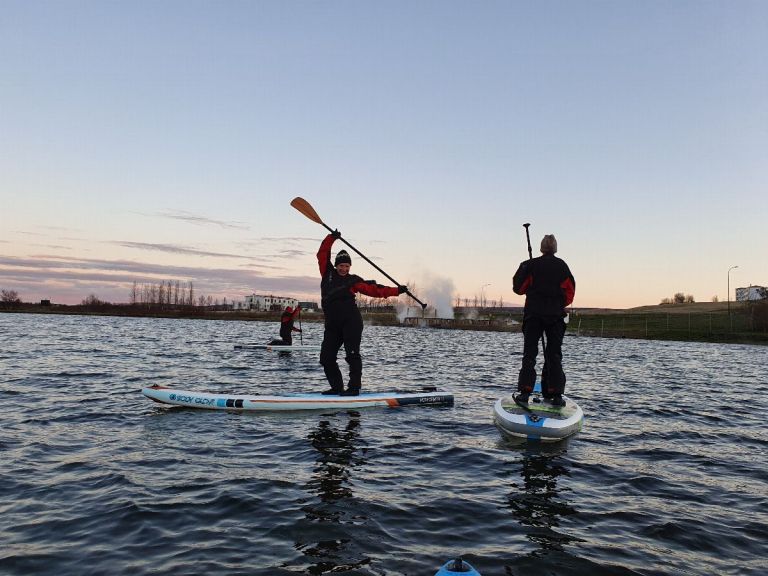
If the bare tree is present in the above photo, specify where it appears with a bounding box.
[81,294,104,306]
[1,289,21,303]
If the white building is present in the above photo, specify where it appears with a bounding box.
[735,286,767,301]
[233,294,299,311]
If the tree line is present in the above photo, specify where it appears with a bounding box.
[660,293,696,304]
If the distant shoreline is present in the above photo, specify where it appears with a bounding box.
[2,301,766,345]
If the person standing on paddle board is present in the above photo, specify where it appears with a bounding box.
[269,305,302,345]
[317,231,407,396]
[513,234,575,407]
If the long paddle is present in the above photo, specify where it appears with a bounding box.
[523,223,548,395]
[291,197,427,309]
[298,308,303,345]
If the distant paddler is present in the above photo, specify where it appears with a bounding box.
[291,197,418,396]
[268,304,302,346]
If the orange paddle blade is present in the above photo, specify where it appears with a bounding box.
[290,197,324,225]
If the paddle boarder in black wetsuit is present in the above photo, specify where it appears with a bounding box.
[317,231,407,396]
[269,305,302,345]
[513,234,575,407]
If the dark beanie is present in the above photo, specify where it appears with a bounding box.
[335,250,351,266]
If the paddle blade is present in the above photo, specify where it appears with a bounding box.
[291,197,324,225]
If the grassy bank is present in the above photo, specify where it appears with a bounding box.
[568,302,768,345]
[3,301,767,345]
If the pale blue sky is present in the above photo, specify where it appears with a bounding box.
[2,1,766,308]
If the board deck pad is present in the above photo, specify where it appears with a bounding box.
[499,398,579,420]
[493,382,584,442]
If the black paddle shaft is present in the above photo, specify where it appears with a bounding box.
[522,222,547,354]
[320,222,427,309]
[524,223,533,260]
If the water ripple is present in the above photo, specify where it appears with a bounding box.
[0,313,766,575]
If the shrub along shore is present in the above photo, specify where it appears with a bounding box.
[2,301,766,345]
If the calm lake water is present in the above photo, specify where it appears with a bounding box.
[1,313,766,575]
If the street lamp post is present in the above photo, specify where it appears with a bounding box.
[481,283,491,308]
[728,265,738,319]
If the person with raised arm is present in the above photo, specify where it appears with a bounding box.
[317,230,406,396]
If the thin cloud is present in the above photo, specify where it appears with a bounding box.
[278,249,312,258]
[31,244,74,250]
[152,210,250,230]
[257,236,319,243]
[0,254,320,304]
[109,240,249,259]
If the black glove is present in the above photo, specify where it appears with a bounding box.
[331,229,341,239]
[397,285,408,294]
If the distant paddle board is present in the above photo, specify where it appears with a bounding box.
[234,343,322,352]
[435,558,481,575]
[493,382,583,442]
[142,385,454,411]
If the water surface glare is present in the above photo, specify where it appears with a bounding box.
[1,313,766,575]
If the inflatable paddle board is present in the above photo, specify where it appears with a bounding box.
[493,382,583,442]
[435,558,481,575]
[234,343,322,352]
[142,385,453,411]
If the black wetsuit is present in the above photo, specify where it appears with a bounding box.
[317,234,399,392]
[513,253,575,397]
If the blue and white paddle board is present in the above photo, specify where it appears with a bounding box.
[493,382,583,442]
[435,558,481,575]
[142,385,453,411]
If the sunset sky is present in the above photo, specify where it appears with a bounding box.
[2,1,766,309]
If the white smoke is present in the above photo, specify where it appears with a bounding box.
[395,271,455,322]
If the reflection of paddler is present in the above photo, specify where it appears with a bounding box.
[317,230,406,396]
[299,415,369,573]
[506,448,577,552]
[307,415,363,503]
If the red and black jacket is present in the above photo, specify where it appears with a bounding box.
[279,306,301,340]
[317,234,399,311]
[513,254,575,319]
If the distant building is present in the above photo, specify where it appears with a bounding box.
[735,286,767,301]
[233,294,299,311]
[298,301,320,312]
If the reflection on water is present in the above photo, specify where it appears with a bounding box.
[2,314,767,576]
[506,441,580,554]
[298,412,370,574]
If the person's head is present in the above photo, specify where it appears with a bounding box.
[335,250,351,275]
[540,234,557,255]
[285,306,293,314]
